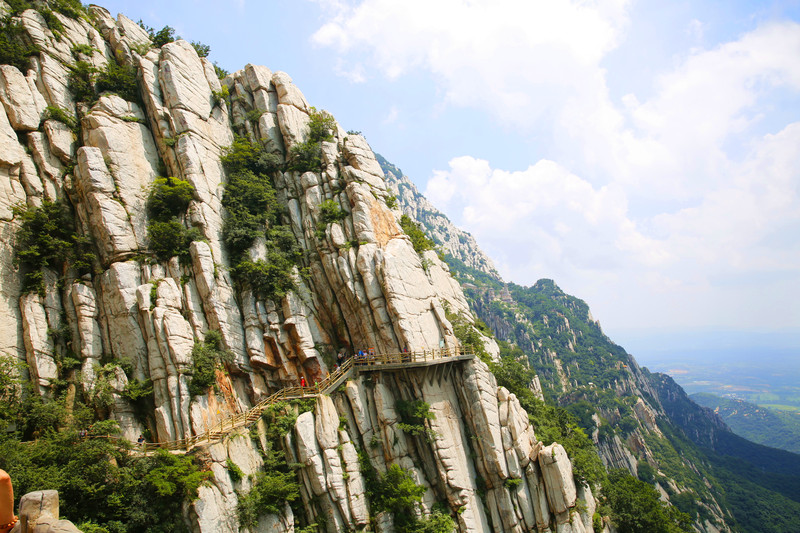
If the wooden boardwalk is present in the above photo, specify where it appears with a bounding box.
[139,347,474,452]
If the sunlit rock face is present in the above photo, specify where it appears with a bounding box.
[0,3,594,531]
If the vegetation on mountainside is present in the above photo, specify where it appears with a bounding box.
[400,214,436,255]
[220,135,303,301]
[69,56,139,106]
[490,345,606,488]
[12,201,95,295]
[396,399,437,442]
[236,400,311,529]
[691,392,800,454]
[602,469,692,533]
[360,453,455,533]
[287,107,336,172]
[146,177,202,262]
[0,16,39,71]
[0,358,210,532]
[187,330,234,397]
[444,254,800,531]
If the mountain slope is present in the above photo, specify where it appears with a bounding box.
[383,156,800,532]
[691,392,800,454]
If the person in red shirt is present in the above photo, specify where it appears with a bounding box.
[300,376,307,387]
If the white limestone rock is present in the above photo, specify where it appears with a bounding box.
[0,65,45,131]
[160,40,213,118]
[539,443,578,515]
[19,293,58,395]
[74,147,138,264]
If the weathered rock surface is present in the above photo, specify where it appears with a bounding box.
[15,490,82,533]
[0,4,596,532]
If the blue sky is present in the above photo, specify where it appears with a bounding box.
[99,0,800,355]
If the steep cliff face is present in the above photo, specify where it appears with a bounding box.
[0,3,598,532]
[377,163,738,530]
[379,155,501,281]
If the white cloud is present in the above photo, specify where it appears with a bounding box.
[312,0,631,127]
[425,156,666,277]
[383,105,399,124]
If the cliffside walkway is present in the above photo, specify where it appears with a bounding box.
[141,347,474,452]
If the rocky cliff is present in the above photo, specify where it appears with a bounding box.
[376,161,741,530]
[378,155,501,281]
[0,2,600,532]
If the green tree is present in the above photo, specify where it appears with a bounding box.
[400,215,435,254]
[147,177,195,219]
[188,330,233,397]
[603,469,692,533]
[12,201,94,294]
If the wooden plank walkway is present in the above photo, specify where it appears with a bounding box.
[136,347,474,452]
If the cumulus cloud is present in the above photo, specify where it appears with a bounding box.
[312,0,631,127]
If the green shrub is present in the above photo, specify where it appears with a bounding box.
[147,177,195,219]
[12,201,95,294]
[231,255,296,302]
[385,195,398,208]
[0,18,39,72]
[211,85,229,107]
[146,176,198,261]
[138,23,176,48]
[146,220,201,262]
[145,448,211,499]
[226,458,244,482]
[397,399,437,442]
[0,411,209,532]
[400,215,435,254]
[188,330,233,397]
[220,136,301,300]
[307,107,336,142]
[319,199,347,224]
[71,43,95,56]
[190,41,210,57]
[41,9,64,37]
[95,62,139,103]
[68,60,98,103]
[603,469,692,533]
[51,0,86,19]
[360,456,450,533]
[43,105,77,130]
[637,460,656,484]
[286,107,336,172]
[4,0,33,15]
[287,140,323,172]
[245,109,264,123]
[237,449,300,528]
[213,62,228,79]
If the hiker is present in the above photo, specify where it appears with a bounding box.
[0,469,16,533]
[300,376,307,387]
[137,435,145,447]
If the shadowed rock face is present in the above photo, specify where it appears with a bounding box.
[0,3,595,531]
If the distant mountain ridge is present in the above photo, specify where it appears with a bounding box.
[691,393,800,455]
